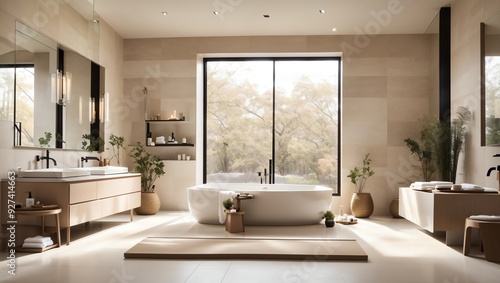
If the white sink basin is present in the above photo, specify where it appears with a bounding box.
[19,168,91,178]
[75,166,129,175]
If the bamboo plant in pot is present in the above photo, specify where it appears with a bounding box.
[347,153,375,218]
[129,142,165,215]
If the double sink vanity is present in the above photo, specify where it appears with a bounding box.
[1,166,141,246]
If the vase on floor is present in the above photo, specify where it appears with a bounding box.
[389,198,402,218]
[135,192,160,215]
[350,192,374,218]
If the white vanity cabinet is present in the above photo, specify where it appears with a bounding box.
[1,173,141,245]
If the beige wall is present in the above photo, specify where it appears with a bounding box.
[124,34,433,214]
[0,1,124,174]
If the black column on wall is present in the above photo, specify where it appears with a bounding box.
[56,49,64,148]
[439,7,451,123]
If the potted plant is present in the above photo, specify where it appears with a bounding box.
[129,142,166,215]
[222,198,234,211]
[108,134,125,165]
[405,107,471,183]
[323,210,335,227]
[347,153,375,218]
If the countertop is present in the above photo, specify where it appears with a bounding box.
[1,173,141,183]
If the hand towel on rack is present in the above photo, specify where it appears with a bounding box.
[218,190,237,224]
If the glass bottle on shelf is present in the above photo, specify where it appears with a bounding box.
[171,132,175,142]
[147,132,152,146]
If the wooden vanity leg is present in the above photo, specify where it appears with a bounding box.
[66,227,70,245]
[41,215,45,236]
[130,209,133,221]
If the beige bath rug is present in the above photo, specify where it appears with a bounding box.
[124,237,368,261]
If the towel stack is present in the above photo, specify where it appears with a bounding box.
[22,235,53,249]
[155,136,166,145]
[410,181,453,190]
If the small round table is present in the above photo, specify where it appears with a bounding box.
[16,205,62,250]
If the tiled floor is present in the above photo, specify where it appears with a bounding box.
[1,211,499,283]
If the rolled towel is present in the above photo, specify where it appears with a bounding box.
[470,215,500,222]
[411,181,453,188]
[218,190,238,224]
[24,235,53,244]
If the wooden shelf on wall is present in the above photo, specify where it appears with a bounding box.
[147,143,194,147]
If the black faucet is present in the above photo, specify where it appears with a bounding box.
[81,156,100,167]
[486,154,500,176]
[36,150,57,168]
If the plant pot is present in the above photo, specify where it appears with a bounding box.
[135,192,160,215]
[325,219,335,228]
[389,198,402,218]
[350,192,374,218]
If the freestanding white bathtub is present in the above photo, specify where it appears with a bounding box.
[187,183,333,225]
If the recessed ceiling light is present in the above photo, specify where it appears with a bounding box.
[93,19,99,24]
[213,11,220,15]
[331,27,337,32]
[161,12,168,16]
[263,14,270,18]
[319,9,326,14]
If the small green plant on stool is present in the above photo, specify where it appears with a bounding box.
[222,198,234,211]
[323,210,335,227]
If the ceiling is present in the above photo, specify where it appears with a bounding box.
[94,0,453,39]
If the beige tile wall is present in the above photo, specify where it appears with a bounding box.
[124,34,433,215]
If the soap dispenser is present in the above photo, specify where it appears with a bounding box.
[26,192,34,208]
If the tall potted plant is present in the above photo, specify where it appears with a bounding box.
[347,153,375,218]
[108,134,125,165]
[129,142,165,215]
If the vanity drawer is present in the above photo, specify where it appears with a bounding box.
[69,182,97,204]
[97,177,141,199]
[69,200,102,226]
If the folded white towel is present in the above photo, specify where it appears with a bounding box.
[461,183,498,193]
[470,215,500,222]
[24,235,53,244]
[410,181,453,188]
[22,240,54,249]
[218,190,238,224]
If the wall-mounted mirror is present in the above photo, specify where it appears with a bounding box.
[13,21,104,150]
[14,21,58,147]
[481,12,500,146]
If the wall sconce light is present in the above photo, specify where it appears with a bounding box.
[89,97,96,124]
[104,92,109,122]
[52,70,72,106]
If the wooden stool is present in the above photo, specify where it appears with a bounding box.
[225,211,245,233]
[16,206,62,252]
[463,217,500,262]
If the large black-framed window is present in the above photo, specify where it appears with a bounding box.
[203,57,341,195]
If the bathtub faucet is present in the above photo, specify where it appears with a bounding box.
[257,172,263,184]
[268,159,274,184]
